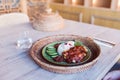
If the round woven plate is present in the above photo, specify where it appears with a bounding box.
[30,35,101,74]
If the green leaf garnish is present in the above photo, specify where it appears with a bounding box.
[74,40,83,46]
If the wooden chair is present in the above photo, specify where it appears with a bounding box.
[0,0,27,15]
[0,13,29,27]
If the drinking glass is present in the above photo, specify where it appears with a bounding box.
[17,31,32,49]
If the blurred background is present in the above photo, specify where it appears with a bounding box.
[0,0,120,30]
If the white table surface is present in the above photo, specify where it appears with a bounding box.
[0,14,120,80]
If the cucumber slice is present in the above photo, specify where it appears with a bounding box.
[47,46,55,49]
[47,48,56,51]
[47,52,58,56]
[51,55,58,58]
[46,50,58,55]
[46,50,56,53]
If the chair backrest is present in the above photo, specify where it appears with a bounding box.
[0,0,27,15]
[0,13,29,27]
